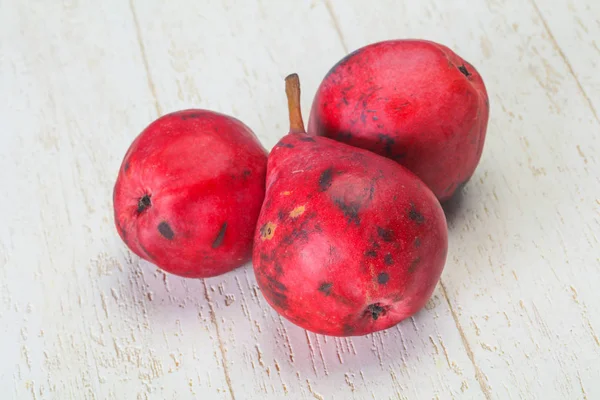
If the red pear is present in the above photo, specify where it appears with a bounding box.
[308,39,489,202]
[252,74,448,336]
[113,109,267,278]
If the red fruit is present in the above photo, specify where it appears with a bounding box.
[308,39,489,202]
[113,109,267,278]
[252,75,448,337]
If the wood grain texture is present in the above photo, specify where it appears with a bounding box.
[1,0,598,399]
[529,0,600,123]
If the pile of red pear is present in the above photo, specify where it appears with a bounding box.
[113,39,489,337]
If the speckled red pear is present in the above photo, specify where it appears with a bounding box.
[252,74,448,337]
[308,39,489,202]
[113,109,267,278]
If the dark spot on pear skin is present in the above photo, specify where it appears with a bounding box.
[124,162,130,172]
[377,134,395,155]
[341,84,355,94]
[408,203,425,225]
[333,197,361,225]
[339,84,355,109]
[414,237,422,248]
[408,257,421,273]
[365,249,377,258]
[263,197,273,212]
[265,274,287,292]
[359,86,383,109]
[260,223,273,238]
[180,112,204,120]
[319,168,334,192]
[260,252,271,262]
[267,288,288,309]
[318,282,333,296]
[278,210,286,220]
[289,315,309,326]
[392,102,410,111]
[368,182,376,201]
[285,228,309,245]
[276,142,294,148]
[391,293,403,302]
[343,323,355,335]
[337,132,353,141]
[328,245,336,256]
[458,64,471,77]
[158,222,174,240]
[280,212,318,246]
[274,262,284,275]
[384,253,394,265]
[211,222,227,249]
[365,303,387,320]
[377,227,394,242]
[377,272,389,284]
[299,136,315,142]
[137,195,152,214]
[242,169,251,178]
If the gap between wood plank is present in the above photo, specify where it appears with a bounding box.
[439,281,492,400]
[529,0,600,126]
[202,279,237,400]
[323,0,350,53]
[128,0,163,117]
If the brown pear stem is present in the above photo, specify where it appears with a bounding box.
[285,73,306,134]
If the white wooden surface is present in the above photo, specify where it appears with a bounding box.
[1,0,598,399]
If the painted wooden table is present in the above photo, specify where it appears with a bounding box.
[1,0,599,399]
